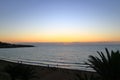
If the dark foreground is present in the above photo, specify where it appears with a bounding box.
[0,59,98,80]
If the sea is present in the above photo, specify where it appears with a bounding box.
[0,42,120,71]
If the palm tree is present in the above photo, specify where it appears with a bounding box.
[75,73,100,80]
[86,48,120,80]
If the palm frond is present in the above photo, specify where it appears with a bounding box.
[86,48,120,80]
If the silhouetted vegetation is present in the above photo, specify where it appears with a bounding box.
[86,48,120,80]
[75,73,100,80]
[0,42,34,48]
[4,63,36,80]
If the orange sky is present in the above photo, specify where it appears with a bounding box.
[1,33,120,43]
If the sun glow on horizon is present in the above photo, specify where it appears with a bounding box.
[1,34,120,43]
[0,0,120,43]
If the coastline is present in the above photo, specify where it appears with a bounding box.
[0,59,98,80]
[0,42,34,48]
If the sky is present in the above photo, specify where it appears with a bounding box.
[0,0,120,42]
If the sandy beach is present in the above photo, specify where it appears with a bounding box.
[0,59,98,80]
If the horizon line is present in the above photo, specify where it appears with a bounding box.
[14,41,120,43]
[1,41,120,43]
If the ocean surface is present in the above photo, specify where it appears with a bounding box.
[0,42,120,71]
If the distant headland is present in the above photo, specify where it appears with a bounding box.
[0,42,34,48]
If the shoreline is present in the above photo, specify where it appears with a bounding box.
[0,59,98,80]
[0,57,93,71]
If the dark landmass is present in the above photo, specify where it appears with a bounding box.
[0,42,34,48]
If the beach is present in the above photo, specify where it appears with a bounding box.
[0,59,97,80]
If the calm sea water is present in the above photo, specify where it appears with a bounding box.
[0,42,120,71]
